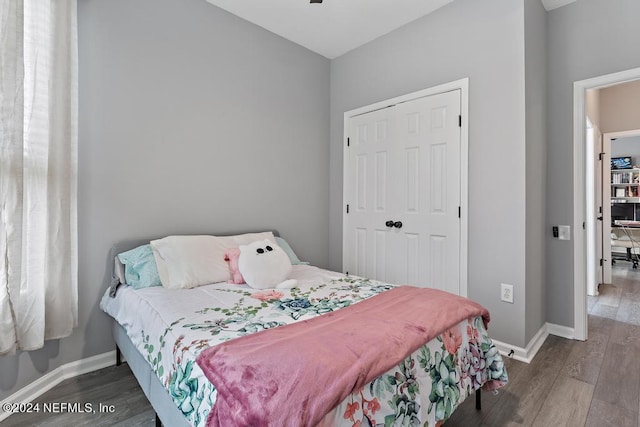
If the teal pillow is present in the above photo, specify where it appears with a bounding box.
[275,237,309,266]
[117,244,162,289]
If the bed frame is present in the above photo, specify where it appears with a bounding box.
[106,231,482,426]
[114,323,189,427]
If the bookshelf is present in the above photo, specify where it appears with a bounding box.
[611,168,640,203]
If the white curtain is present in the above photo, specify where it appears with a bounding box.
[0,0,78,355]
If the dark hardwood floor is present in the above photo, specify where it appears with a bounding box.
[4,264,640,426]
[447,263,640,427]
[1,365,155,427]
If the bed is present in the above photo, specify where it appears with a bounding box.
[100,231,507,426]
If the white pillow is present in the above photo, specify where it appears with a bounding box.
[150,232,276,289]
[230,232,277,247]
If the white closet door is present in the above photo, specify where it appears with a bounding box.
[344,90,461,294]
[394,91,461,292]
[344,107,398,282]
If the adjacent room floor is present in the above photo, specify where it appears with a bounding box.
[4,264,640,426]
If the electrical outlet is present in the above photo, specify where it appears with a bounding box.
[501,283,514,303]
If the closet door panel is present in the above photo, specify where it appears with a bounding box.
[344,89,461,294]
[345,107,396,280]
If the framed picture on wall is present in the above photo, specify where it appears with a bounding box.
[612,156,633,169]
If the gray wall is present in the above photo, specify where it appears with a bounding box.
[0,0,330,400]
[546,0,640,327]
[524,0,547,343]
[330,0,528,346]
[612,136,640,160]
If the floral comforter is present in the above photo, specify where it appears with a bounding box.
[100,265,507,426]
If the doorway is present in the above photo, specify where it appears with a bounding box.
[602,131,640,285]
[574,67,640,341]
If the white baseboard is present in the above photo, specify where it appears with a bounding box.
[492,324,548,364]
[492,322,576,364]
[0,351,116,422]
[546,322,576,340]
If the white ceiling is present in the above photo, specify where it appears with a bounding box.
[205,0,454,59]
[205,0,577,59]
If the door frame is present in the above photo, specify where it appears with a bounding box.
[342,78,469,296]
[573,67,640,341]
[601,132,610,286]
[584,117,601,295]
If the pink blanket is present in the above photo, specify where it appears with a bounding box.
[196,286,489,427]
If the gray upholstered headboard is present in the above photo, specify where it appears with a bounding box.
[104,230,280,295]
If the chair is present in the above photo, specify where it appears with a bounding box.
[611,224,640,269]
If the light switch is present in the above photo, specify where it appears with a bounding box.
[558,225,571,240]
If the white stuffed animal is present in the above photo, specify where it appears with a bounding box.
[238,239,297,289]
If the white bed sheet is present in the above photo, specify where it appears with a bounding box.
[102,265,344,330]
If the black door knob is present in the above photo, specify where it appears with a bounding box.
[385,220,394,227]
[393,221,403,229]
